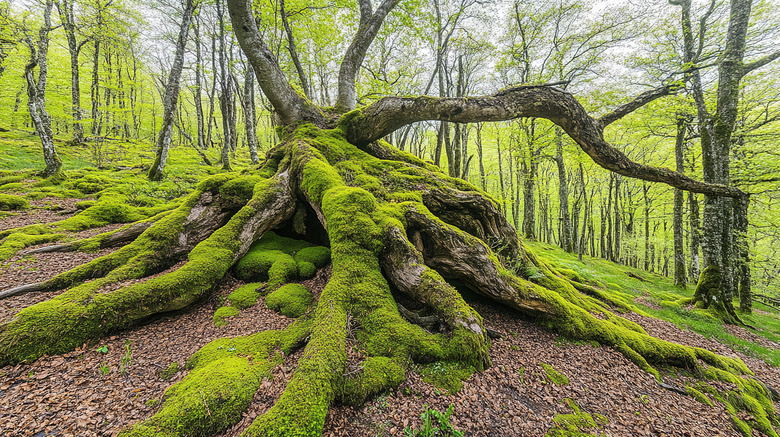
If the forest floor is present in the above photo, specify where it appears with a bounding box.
[1,198,779,437]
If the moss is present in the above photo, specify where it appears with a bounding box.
[294,246,331,268]
[417,361,475,394]
[75,200,96,210]
[0,182,24,192]
[297,261,317,279]
[0,193,29,210]
[228,282,264,309]
[541,363,570,386]
[546,399,604,437]
[686,386,714,407]
[266,284,312,318]
[121,319,311,437]
[234,231,329,286]
[0,232,63,261]
[160,362,179,380]
[337,357,405,405]
[214,306,240,327]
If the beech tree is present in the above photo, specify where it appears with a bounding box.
[148,0,199,181]
[0,1,777,436]
[670,0,780,320]
[22,0,61,177]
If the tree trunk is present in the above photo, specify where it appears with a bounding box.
[554,127,573,252]
[148,0,197,181]
[673,117,688,287]
[55,0,84,144]
[24,0,61,177]
[244,62,260,164]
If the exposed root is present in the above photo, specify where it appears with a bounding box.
[2,124,777,437]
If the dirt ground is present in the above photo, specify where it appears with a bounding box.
[1,203,778,437]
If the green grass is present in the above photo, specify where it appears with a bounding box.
[526,241,780,367]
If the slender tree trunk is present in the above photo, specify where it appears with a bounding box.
[25,1,61,176]
[673,117,688,287]
[521,120,537,240]
[280,0,311,99]
[91,38,101,136]
[193,15,206,153]
[244,62,259,164]
[613,175,621,262]
[217,0,233,170]
[496,130,506,215]
[148,0,197,181]
[55,0,84,143]
[554,127,573,252]
[476,123,486,190]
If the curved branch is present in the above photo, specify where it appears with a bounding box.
[344,85,743,198]
[336,0,401,111]
[226,0,321,126]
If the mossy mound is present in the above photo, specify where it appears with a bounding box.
[214,306,240,327]
[234,231,330,286]
[0,193,29,210]
[0,182,24,192]
[546,398,608,437]
[228,282,265,309]
[265,284,312,318]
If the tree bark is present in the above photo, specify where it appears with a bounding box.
[55,0,85,144]
[244,61,259,164]
[673,117,688,287]
[148,0,197,181]
[24,0,61,177]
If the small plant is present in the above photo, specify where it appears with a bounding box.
[99,363,110,375]
[120,339,132,374]
[95,345,108,354]
[403,404,464,437]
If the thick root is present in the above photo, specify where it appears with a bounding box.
[0,172,295,365]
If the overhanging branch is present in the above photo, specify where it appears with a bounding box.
[344,85,743,198]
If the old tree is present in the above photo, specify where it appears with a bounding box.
[1,0,778,436]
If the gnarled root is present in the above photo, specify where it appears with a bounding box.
[2,126,777,437]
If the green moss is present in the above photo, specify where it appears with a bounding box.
[337,357,405,405]
[686,386,714,407]
[266,284,312,318]
[121,319,311,437]
[546,399,605,437]
[541,363,570,386]
[234,231,330,287]
[75,200,96,210]
[214,306,240,327]
[160,362,179,380]
[0,232,63,261]
[0,182,24,192]
[417,361,475,394]
[0,193,29,210]
[294,246,331,268]
[297,261,317,279]
[228,282,264,309]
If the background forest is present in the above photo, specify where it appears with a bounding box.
[3,0,778,301]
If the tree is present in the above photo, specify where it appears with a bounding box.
[54,0,89,144]
[671,0,780,321]
[0,1,776,436]
[22,0,61,177]
[148,0,199,181]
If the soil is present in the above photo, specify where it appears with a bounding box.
[1,208,778,437]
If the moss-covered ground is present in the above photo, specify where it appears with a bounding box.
[1,126,779,437]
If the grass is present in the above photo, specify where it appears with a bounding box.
[526,240,780,367]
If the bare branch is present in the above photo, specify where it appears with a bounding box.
[344,85,743,198]
[741,49,780,77]
[598,84,678,127]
